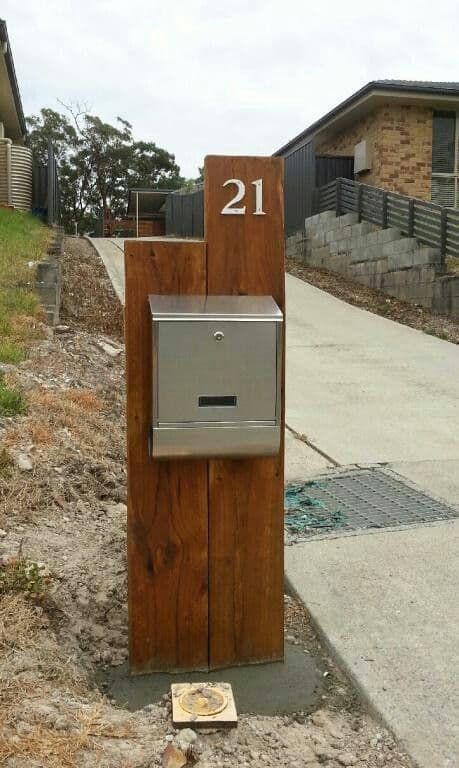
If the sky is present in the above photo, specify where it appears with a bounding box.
[2,0,458,178]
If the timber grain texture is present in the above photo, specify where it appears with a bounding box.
[205,155,285,668]
[124,240,208,673]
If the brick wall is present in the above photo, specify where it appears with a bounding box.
[317,104,433,201]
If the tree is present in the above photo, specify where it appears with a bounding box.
[26,106,185,231]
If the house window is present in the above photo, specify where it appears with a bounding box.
[431,111,459,207]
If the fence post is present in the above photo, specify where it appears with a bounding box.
[47,139,55,226]
[335,178,341,218]
[408,199,414,238]
[440,208,447,269]
[381,190,388,229]
[357,183,362,223]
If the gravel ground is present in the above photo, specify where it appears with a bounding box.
[0,237,415,767]
[286,257,459,345]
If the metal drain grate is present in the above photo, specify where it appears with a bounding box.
[285,469,459,538]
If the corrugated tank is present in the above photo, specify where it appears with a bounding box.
[0,139,32,210]
[11,145,32,210]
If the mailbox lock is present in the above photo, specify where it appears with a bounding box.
[214,331,224,341]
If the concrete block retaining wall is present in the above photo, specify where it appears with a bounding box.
[35,226,64,325]
[287,211,459,318]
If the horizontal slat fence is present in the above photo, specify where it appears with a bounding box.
[312,178,458,259]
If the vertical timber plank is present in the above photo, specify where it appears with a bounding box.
[125,239,209,673]
[205,156,285,667]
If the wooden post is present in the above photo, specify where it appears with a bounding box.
[125,240,209,673]
[204,156,285,668]
[125,156,285,673]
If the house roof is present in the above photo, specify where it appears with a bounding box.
[0,19,26,140]
[275,80,459,157]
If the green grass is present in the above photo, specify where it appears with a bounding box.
[0,208,50,282]
[0,208,50,366]
[0,341,24,364]
[0,374,27,417]
[0,557,49,598]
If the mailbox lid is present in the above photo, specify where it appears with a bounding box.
[150,295,282,426]
[149,294,283,322]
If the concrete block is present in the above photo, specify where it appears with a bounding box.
[337,213,359,227]
[412,247,442,269]
[377,228,401,244]
[392,238,418,255]
[388,251,415,271]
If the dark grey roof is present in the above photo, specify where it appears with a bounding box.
[275,80,459,156]
[0,19,26,137]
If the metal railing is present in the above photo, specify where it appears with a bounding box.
[312,178,459,258]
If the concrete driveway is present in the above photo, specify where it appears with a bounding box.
[91,237,459,768]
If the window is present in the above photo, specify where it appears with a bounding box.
[431,111,459,207]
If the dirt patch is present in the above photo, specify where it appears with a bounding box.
[287,257,459,345]
[60,236,124,339]
[0,242,414,767]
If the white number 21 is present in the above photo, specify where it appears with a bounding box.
[221,178,266,216]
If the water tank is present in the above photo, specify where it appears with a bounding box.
[10,145,32,210]
[0,140,32,210]
[0,139,12,205]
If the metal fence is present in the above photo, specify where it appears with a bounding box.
[32,140,60,225]
[165,186,204,238]
[312,177,459,258]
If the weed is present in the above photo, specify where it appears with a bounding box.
[0,557,50,598]
[0,447,13,477]
[0,375,26,417]
[0,340,24,364]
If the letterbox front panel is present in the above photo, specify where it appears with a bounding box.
[157,320,277,424]
[149,295,283,459]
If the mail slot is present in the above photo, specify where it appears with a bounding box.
[149,295,283,458]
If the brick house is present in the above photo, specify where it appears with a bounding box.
[276,81,459,234]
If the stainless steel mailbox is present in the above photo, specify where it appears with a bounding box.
[149,295,283,459]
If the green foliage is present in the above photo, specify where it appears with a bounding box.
[0,341,24,364]
[0,209,45,361]
[26,105,186,232]
[0,375,26,417]
[0,208,50,284]
[0,558,49,598]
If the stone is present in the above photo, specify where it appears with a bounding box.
[175,728,197,753]
[0,529,7,537]
[54,325,71,334]
[337,753,358,766]
[16,453,33,471]
[161,744,187,768]
[97,340,122,357]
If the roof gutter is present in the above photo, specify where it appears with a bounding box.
[0,19,27,138]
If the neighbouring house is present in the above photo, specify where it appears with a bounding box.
[0,18,31,210]
[276,80,459,234]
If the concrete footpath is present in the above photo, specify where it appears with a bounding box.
[92,238,459,768]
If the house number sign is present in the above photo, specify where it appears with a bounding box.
[221,178,266,216]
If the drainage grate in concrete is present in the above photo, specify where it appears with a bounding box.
[285,469,459,538]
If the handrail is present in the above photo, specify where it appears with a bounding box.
[312,178,459,260]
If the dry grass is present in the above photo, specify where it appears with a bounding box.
[27,419,54,445]
[0,707,135,768]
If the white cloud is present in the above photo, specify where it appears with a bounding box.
[3,0,458,176]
